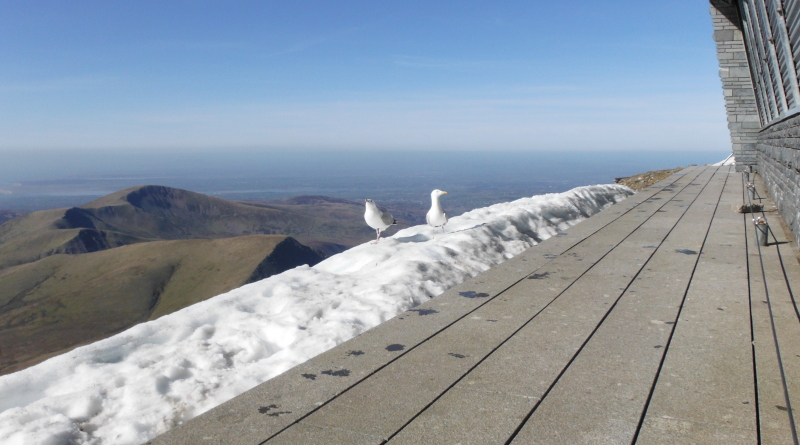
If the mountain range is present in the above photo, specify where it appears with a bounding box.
[0,185,419,375]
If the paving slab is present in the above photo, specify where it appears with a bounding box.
[383,169,721,444]
[264,422,384,445]
[636,168,758,443]
[747,177,800,443]
[637,416,754,445]
[746,228,795,444]
[387,390,539,445]
[508,167,729,444]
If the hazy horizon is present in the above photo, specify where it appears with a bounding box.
[0,148,727,212]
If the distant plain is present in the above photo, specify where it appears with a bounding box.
[0,149,727,216]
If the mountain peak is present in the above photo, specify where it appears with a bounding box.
[82,185,197,210]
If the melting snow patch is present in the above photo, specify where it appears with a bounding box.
[711,154,735,166]
[0,184,632,444]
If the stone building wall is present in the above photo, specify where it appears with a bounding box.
[709,0,761,171]
[755,118,800,238]
[709,1,800,240]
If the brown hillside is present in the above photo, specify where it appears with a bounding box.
[615,167,683,191]
[0,235,322,376]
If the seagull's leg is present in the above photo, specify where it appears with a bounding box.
[373,228,381,244]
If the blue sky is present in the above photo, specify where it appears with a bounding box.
[0,1,729,152]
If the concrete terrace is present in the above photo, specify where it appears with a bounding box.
[149,165,800,444]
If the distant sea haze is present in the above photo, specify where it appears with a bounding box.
[0,149,727,212]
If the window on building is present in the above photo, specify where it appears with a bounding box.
[740,0,800,126]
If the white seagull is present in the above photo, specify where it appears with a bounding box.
[426,189,448,233]
[364,199,397,244]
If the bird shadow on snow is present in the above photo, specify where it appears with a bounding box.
[393,233,431,243]
[393,223,487,243]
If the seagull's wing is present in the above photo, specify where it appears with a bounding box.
[380,208,395,226]
[443,212,447,225]
[425,212,431,225]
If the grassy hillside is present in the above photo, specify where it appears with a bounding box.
[0,210,26,226]
[0,227,148,270]
[0,235,322,375]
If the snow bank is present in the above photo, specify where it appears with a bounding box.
[711,154,735,166]
[0,184,632,445]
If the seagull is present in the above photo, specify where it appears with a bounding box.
[364,199,397,244]
[426,189,448,233]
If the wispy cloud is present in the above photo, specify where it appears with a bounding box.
[266,25,368,58]
[148,29,365,55]
[151,40,249,51]
[391,55,509,70]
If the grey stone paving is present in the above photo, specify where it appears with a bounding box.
[147,165,800,445]
[746,177,797,444]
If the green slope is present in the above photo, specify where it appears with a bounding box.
[0,235,322,376]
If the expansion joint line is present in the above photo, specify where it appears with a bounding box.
[384,168,711,444]
[628,165,729,443]
[258,168,704,444]
[742,180,761,445]
[743,176,763,445]
[752,182,799,444]
[770,224,800,323]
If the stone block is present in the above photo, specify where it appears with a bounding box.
[714,30,735,41]
[738,113,760,122]
[729,67,751,77]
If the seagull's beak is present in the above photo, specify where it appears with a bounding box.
[442,191,448,194]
